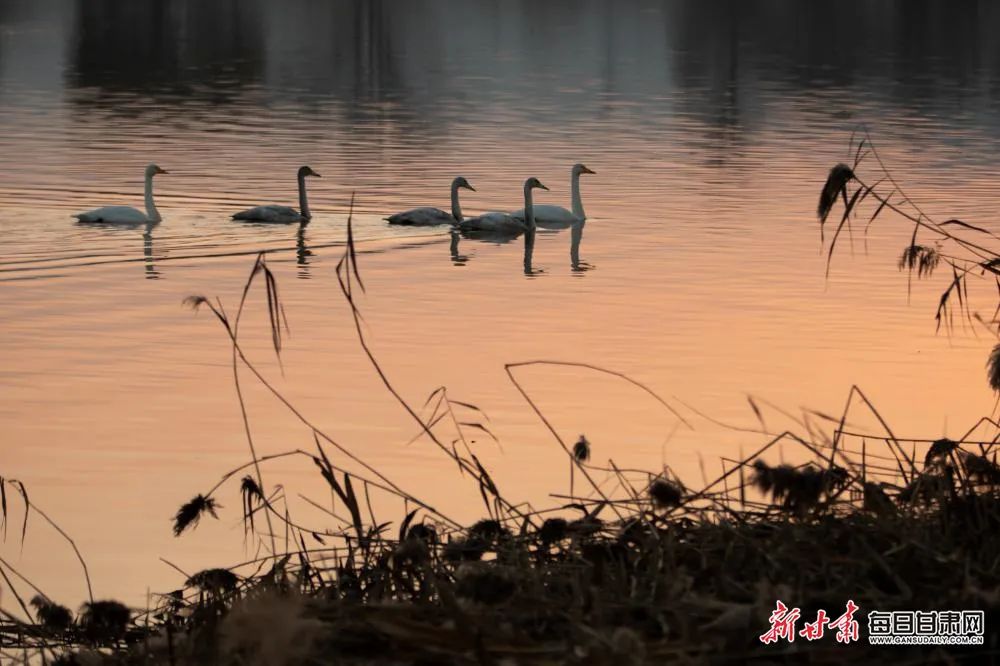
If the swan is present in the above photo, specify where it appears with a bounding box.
[512,163,594,228]
[73,164,168,224]
[459,177,550,235]
[457,210,525,234]
[385,176,474,225]
[456,177,549,235]
[233,166,320,224]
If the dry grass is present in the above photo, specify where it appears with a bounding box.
[8,433,994,664]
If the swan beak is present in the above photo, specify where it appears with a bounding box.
[582,166,595,175]
[464,184,476,192]
[538,183,549,191]
[312,171,322,178]
[157,167,169,175]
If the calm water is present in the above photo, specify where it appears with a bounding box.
[4,0,1000,606]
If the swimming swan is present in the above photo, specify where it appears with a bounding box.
[386,176,474,225]
[457,210,524,234]
[73,164,168,224]
[458,177,549,234]
[512,163,594,228]
[233,166,320,224]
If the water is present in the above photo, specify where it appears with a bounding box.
[4,0,1000,606]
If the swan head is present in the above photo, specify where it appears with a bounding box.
[572,163,595,176]
[524,177,549,193]
[298,166,321,178]
[145,164,168,177]
[452,176,475,192]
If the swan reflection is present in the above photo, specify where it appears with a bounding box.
[569,220,592,273]
[142,223,159,279]
[449,216,589,276]
[449,230,470,266]
[296,224,313,278]
[523,227,542,276]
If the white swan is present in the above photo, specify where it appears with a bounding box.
[73,164,168,224]
[233,166,320,224]
[512,163,594,228]
[460,177,548,235]
[386,176,474,225]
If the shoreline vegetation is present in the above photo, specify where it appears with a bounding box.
[3,137,1000,663]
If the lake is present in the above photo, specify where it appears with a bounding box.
[3,0,1000,607]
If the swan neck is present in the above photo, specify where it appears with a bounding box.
[298,172,311,219]
[450,182,463,221]
[571,171,585,219]
[524,227,535,274]
[144,173,161,222]
[523,186,536,231]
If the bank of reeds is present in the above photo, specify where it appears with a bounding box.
[3,175,1000,664]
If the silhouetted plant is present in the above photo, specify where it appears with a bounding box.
[898,243,940,277]
[751,460,847,514]
[173,494,220,536]
[455,565,516,605]
[988,344,1000,392]
[818,163,855,224]
[819,130,1000,383]
[186,568,240,595]
[79,600,130,644]
[30,595,73,631]
[538,517,569,545]
[648,478,683,508]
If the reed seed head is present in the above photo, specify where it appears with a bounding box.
[173,494,221,536]
[30,595,73,631]
[818,163,855,223]
[648,478,683,508]
[988,344,1000,393]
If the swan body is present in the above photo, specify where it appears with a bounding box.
[386,176,474,225]
[75,205,151,224]
[457,211,526,234]
[512,163,594,228]
[513,204,578,228]
[233,166,320,224]
[233,205,304,224]
[74,164,167,224]
[386,206,454,226]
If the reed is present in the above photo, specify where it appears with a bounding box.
[819,129,1000,342]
